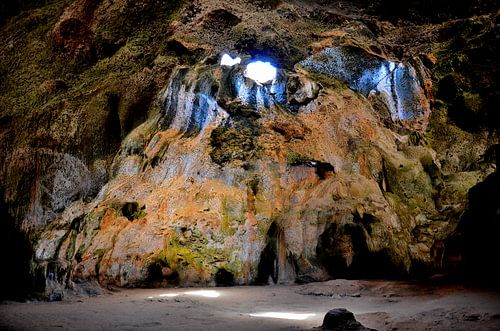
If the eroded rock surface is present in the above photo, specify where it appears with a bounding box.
[322,308,376,331]
[0,0,498,299]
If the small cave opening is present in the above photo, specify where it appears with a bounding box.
[286,153,335,180]
[255,221,295,285]
[121,202,145,221]
[244,60,277,85]
[315,162,335,180]
[316,221,399,279]
[146,260,179,286]
[214,268,235,287]
[0,195,40,300]
[457,149,500,287]
[255,222,280,285]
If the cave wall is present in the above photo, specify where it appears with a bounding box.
[0,0,498,299]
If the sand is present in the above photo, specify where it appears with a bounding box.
[1,280,500,330]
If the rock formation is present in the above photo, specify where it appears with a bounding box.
[321,308,375,331]
[0,0,498,299]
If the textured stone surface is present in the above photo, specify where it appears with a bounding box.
[322,308,376,330]
[0,0,498,299]
[300,46,430,129]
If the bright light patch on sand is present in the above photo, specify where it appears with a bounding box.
[184,290,220,298]
[221,53,241,66]
[244,61,277,84]
[249,312,316,320]
[159,293,179,297]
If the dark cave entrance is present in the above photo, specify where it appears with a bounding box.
[316,219,399,279]
[458,145,500,287]
[0,195,43,300]
[255,221,296,285]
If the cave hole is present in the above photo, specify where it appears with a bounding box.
[220,53,241,66]
[121,202,145,221]
[245,60,277,84]
[317,221,399,279]
[255,222,295,285]
[215,268,235,286]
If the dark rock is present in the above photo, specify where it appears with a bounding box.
[367,0,496,23]
[38,79,67,95]
[203,9,241,31]
[249,0,282,9]
[164,39,204,64]
[433,18,499,132]
[321,308,376,330]
[47,292,63,302]
[464,314,481,321]
[49,0,102,63]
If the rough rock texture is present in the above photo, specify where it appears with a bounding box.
[299,46,431,129]
[322,308,376,331]
[0,0,498,299]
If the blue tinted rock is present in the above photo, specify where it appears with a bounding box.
[299,47,429,125]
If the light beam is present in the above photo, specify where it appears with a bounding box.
[244,61,277,84]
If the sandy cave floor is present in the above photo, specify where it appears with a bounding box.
[1,280,500,331]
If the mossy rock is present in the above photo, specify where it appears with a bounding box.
[210,117,261,166]
[383,153,436,214]
[286,151,313,166]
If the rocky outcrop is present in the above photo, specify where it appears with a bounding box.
[321,308,376,331]
[49,0,101,62]
[300,46,430,129]
[0,0,498,299]
[29,46,432,294]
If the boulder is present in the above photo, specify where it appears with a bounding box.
[321,308,376,331]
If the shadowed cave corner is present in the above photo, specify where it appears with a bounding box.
[0,192,43,300]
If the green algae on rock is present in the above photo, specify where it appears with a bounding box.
[1,0,498,299]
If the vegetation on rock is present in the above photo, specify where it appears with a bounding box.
[0,0,498,299]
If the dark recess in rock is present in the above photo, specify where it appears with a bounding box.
[363,0,497,23]
[215,268,235,286]
[434,18,499,132]
[103,93,122,149]
[289,159,335,180]
[163,39,205,64]
[0,192,38,300]
[317,221,399,279]
[146,260,180,287]
[458,145,500,287]
[203,9,241,31]
[1,0,64,27]
[255,222,280,284]
[121,202,145,221]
